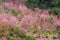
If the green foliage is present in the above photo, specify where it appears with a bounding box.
[11,10,17,16]
[56,26,60,39]
[25,0,60,15]
[47,17,54,24]
[8,36,14,40]
[8,27,35,40]
[40,30,54,35]
[11,10,20,16]
[22,36,35,40]
[56,26,60,35]
[49,7,60,18]
[40,30,54,39]
[9,29,14,36]
[13,28,21,36]
[25,0,60,8]
[1,0,6,2]
[51,0,60,6]
[9,27,22,36]
[25,0,39,9]
[25,0,51,9]
[49,7,60,15]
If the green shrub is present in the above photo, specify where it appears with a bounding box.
[25,0,60,15]
[49,7,60,18]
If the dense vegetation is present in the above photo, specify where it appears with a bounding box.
[25,0,60,17]
[0,0,60,40]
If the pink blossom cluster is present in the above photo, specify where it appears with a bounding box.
[0,1,60,40]
[18,4,60,31]
[0,13,19,27]
[0,2,60,31]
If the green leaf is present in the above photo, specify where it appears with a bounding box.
[1,0,5,2]
[8,36,14,40]
[13,28,21,36]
